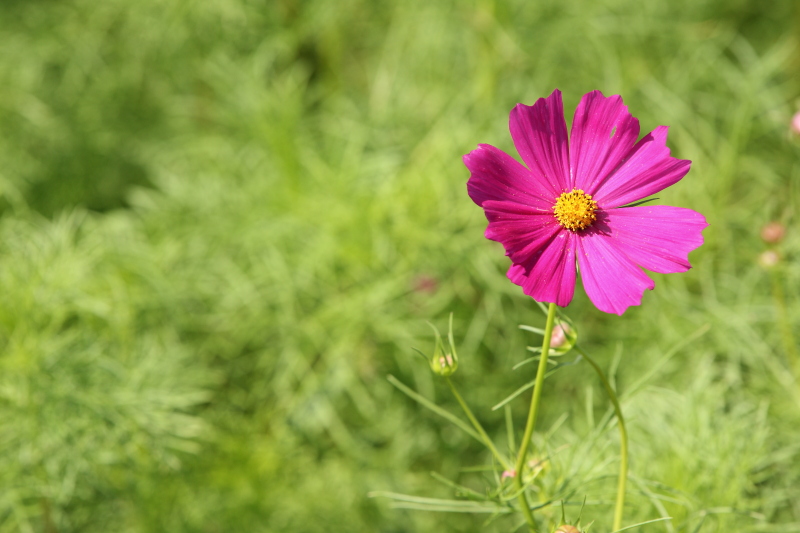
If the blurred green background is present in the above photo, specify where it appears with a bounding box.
[0,0,798,531]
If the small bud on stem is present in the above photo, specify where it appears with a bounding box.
[760,221,786,244]
[427,313,458,377]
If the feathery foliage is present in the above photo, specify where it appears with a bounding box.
[0,0,798,531]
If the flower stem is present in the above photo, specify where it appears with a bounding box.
[770,268,800,377]
[514,302,557,532]
[445,377,511,471]
[575,345,628,531]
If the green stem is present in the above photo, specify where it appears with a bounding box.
[575,345,628,532]
[445,377,511,471]
[514,302,557,532]
[770,268,800,377]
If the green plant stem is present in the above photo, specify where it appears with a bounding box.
[514,302,557,532]
[575,345,628,532]
[769,268,800,378]
[445,377,511,471]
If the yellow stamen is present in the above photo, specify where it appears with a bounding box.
[553,189,598,231]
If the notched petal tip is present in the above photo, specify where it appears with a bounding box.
[577,231,655,315]
[570,90,641,195]
[592,124,693,208]
[601,206,707,275]
[508,90,570,194]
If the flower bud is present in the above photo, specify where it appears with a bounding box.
[550,321,577,355]
[555,525,581,533]
[760,221,786,244]
[427,314,458,377]
[758,250,780,269]
[792,111,800,136]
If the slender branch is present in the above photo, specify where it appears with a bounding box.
[770,268,800,377]
[514,302,558,532]
[575,345,628,531]
[445,377,511,471]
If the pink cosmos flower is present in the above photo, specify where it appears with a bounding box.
[464,89,707,315]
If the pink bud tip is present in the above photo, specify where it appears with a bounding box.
[501,469,516,480]
[760,221,785,244]
[550,324,569,348]
[792,112,800,135]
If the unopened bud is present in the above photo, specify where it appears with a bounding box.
[792,111,800,136]
[551,324,568,347]
[555,526,581,533]
[501,469,515,480]
[550,321,577,355]
[758,250,780,269]
[760,221,786,244]
[428,313,458,377]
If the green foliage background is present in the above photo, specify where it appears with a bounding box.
[0,0,798,531]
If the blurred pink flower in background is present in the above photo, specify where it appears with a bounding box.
[760,221,786,244]
[412,274,438,294]
[758,250,780,269]
[791,111,800,136]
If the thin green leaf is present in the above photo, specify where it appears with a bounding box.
[494,358,583,410]
[504,404,515,452]
[618,197,660,208]
[430,472,489,500]
[611,517,673,532]
[518,325,546,335]
[368,492,512,513]
[386,375,481,442]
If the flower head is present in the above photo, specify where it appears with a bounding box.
[465,90,707,314]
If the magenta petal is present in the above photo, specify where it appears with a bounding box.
[507,231,577,307]
[593,126,691,208]
[569,91,640,195]
[601,206,707,273]
[465,144,556,211]
[509,89,570,194]
[577,230,655,315]
[482,200,561,264]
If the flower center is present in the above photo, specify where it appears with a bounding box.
[553,189,598,231]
